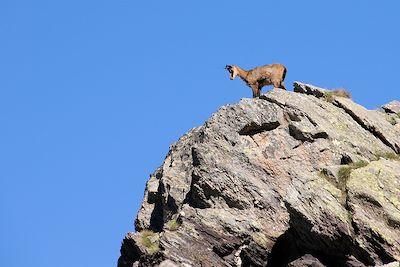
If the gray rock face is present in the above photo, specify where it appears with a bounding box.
[380,101,400,130]
[119,83,400,267]
[382,101,400,114]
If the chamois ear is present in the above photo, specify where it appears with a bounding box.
[225,65,232,70]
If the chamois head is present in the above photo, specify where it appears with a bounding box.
[225,65,238,80]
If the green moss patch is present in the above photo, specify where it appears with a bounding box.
[374,151,400,161]
[140,230,160,254]
[165,218,182,231]
[338,160,368,191]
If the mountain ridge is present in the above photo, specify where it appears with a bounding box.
[118,82,400,267]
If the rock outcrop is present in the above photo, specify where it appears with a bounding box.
[118,82,400,267]
[382,101,400,114]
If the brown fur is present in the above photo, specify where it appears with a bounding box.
[225,63,287,98]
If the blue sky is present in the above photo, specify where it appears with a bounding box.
[0,1,399,267]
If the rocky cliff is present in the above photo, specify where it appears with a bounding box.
[118,82,400,267]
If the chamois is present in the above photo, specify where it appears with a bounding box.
[225,63,287,98]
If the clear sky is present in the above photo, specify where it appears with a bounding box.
[0,1,399,266]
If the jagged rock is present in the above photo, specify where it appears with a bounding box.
[380,262,400,267]
[119,83,400,267]
[118,231,162,267]
[293,81,331,97]
[333,98,400,153]
[158,259,178,267]
[382,101,400,114]
[347,159,400,264]
[287,254,325,267]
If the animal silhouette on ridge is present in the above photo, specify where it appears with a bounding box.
[225,63,287,98]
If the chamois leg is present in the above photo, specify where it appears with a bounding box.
[250,84,259,98]
[273,80,286,90]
